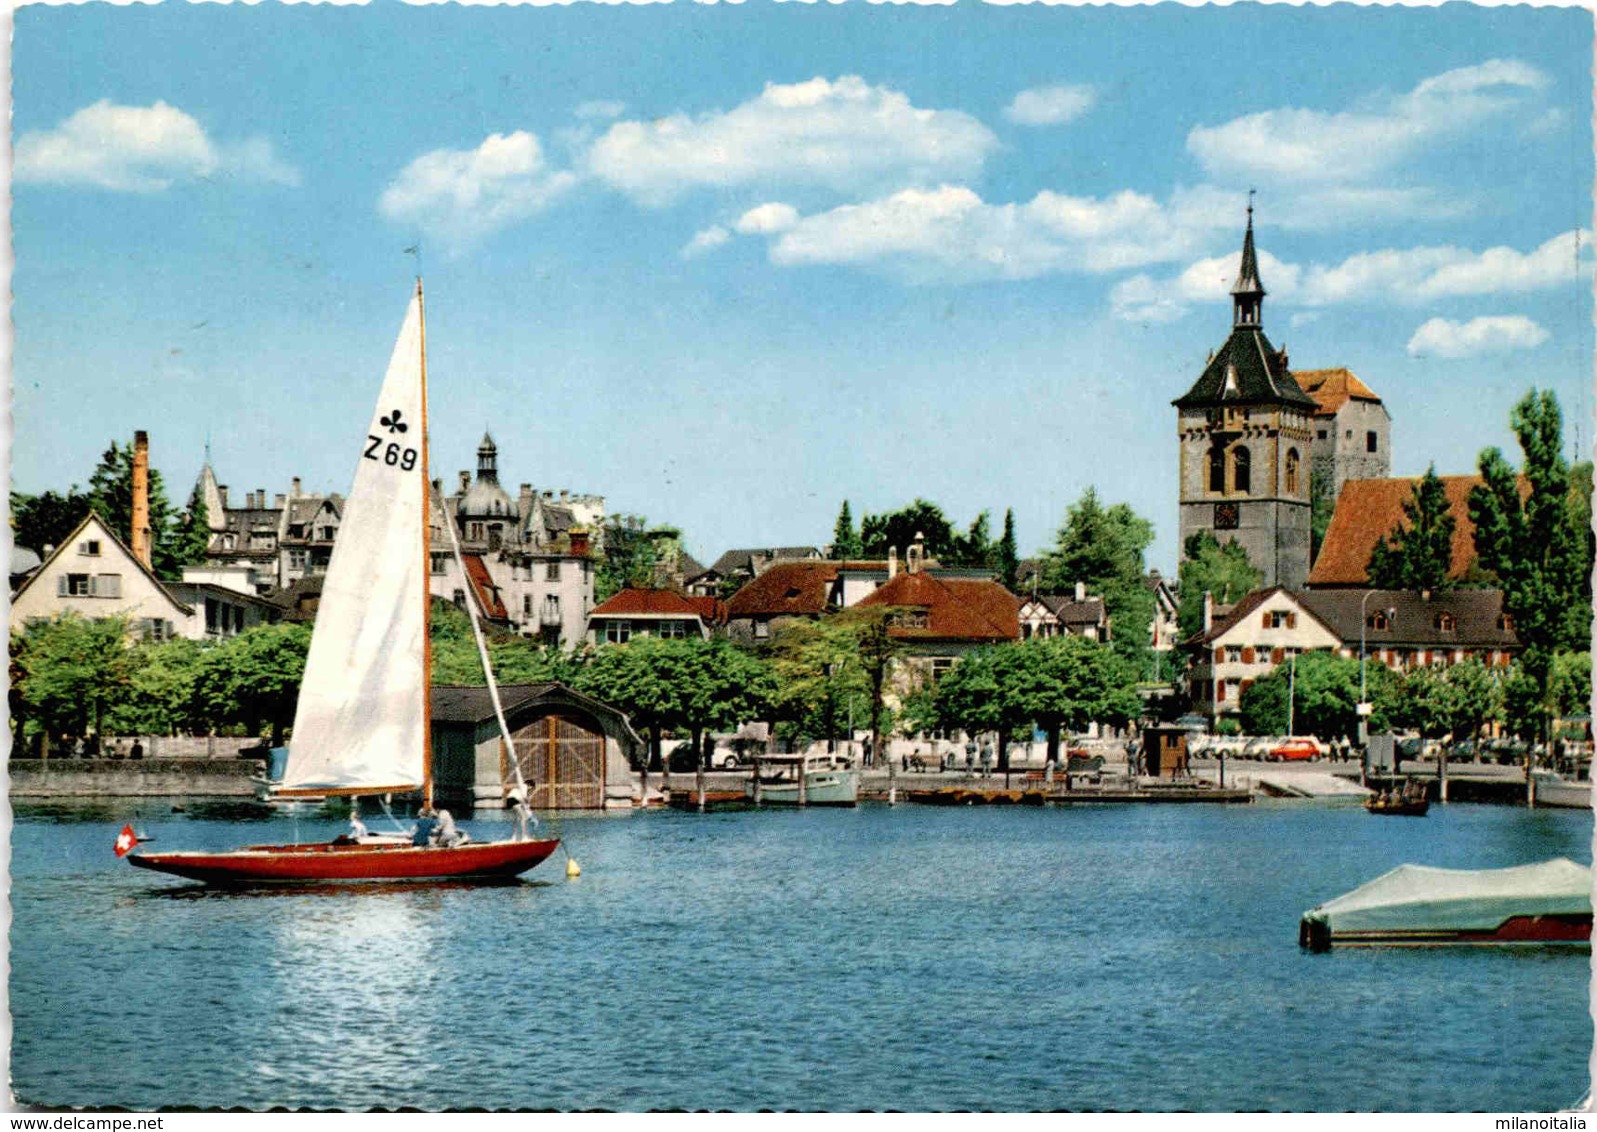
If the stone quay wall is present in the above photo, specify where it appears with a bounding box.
[10,758,267,798]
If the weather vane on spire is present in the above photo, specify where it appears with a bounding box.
[1247,187,1256,220]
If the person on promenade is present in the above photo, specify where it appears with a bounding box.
[129,740,144,760]
[980,741,994,778]
[965,740,977,776]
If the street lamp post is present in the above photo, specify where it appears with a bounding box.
[1358,591,1395,779]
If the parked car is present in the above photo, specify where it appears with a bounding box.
[1267,738,1322,762]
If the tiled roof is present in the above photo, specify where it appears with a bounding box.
[724,561,840,618]
[1306,474,1523,587]
[1173,326,1318,411]
[1293,367,1382,416]
[1043,596,1106,625]
[461,554,508,621]
[590,588,705,618]
[1298,588,1518,650]
[858,571,1020,642]
[1185,586,1287,646]
[686,595,724,625]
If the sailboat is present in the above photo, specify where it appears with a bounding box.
[121,283,562,884]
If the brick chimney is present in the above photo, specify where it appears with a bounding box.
[569,530,591,557]
[907,532,925,575]
[131,431,152,569]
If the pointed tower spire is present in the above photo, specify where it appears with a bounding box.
[1232,193,1265,328]
[476,432,499,485]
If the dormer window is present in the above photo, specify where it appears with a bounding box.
[1367,611,1391,631]
[1497,612,1516,632]
[1434,612,1456,633]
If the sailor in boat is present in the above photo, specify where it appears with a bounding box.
[412,807,439,847]
[506,787,535,841]
[435,809,468,848]
[348,806,368,840]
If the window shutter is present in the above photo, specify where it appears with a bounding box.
[1286,612,1297,629]
[56,575,68,596]
[1213,647,1224,664]
[1271,647,1284,665]
[1240,679,1253,696]
[1242,647,1255,664]
[99,574,121,598]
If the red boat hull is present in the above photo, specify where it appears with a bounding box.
[127,837,561,885]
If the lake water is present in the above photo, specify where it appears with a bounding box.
[9,798,1593,1111]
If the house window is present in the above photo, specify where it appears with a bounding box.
[523,595,533,617]
[541,596,561,625]
[605,620,632,645]
[430,554,447,575]
[452,589,466,608]
[891,610,930,630]
[1434,612,1456,633]
[318,526,335,541]
[290,549,309,571]
[1285,448,1300,495]
[1367,431,1378,453]
[139,619,173,643]
[250,531,275,550]
[62,573,92,597]
[469,523,484,542]
[1263,610,1297,629]
[658,620,687,639]
[931,657,955,682]
[1367,611,1391,631]
[546,562,561,582]
[754,620,771,640]
[487,526,502,552]
[1497,613,1515,632]
[79,540,101,557]
[1317,429,1327,440]
[1208,448,1225,493]
[1232,446,1251,494]
[1225,646,1244,663]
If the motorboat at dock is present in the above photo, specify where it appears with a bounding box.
[748,753,859,806]
[1300,858,1592,950]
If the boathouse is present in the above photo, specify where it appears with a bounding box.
[431,683,643,811]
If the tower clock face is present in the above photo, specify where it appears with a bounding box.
[1214,502,1239,530]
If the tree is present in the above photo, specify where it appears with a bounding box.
[996,509,1019,591]
[1309,466,1337,565]
[170,479,214,573]
[198,623,311,744]
[860,499,959,563]
[12,613,134,749]
[574,636,685,771]
[1468,390,1593,758]
[670,638,777,767]
[1367,465,1456,592]
[956,511,994,570]
[831,501,863,560]
[1039,487,1156,664]
[768,614,874,749]
[595,515,672,602]
[1177,532,1262,640]
[1006,635,1141,766]
[10,487,93,555]
[1235,650,1400,739]
[113,637,214,737]
[926,645,1030,772]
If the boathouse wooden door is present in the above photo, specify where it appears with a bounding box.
[507,713,605,809]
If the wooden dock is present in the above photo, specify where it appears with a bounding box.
[893,784,1252,806]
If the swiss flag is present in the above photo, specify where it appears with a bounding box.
[114,824,139,858]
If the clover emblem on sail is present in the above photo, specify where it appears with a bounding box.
[380,409,409,435]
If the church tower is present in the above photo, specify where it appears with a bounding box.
[1174,209,1317,589]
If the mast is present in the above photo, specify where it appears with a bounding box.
[418,277,434,811]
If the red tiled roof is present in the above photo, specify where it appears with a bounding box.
[1307,474,1525,588]
[461,554,509,621]
[590,587,704,618]
[858,571,1020,642]
[685,595,725,625]
[1293,367,1382,417]
[724,561,841,618]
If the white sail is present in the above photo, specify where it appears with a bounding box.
[281,290,429,794]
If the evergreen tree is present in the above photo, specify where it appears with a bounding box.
[996,509,1019,591]
[831,500,863,560]
[859,499,958,563]
[10,487,94,555]
[170,480,215,575]
[1468,390,1593,755]
[1367,465,1456,592]
[1039,487,1156,664]
[1177,532,1263,640]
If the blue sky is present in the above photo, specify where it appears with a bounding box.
[11,2,1593,575]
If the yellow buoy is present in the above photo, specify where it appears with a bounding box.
[566,857,582,878]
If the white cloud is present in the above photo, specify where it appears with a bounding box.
[1004,84,1095,127]
[1114,230,1591,321]
[1187,58,1549,185]
[681,226,730,258]
[15,100,299,191]
[378,131,577,251]
[734,202,799,235]
[754,184,1243,284]
[585,75,998,207]
[1406,315,1549,359]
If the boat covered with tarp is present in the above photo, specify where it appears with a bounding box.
[1299,858,1592,950]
